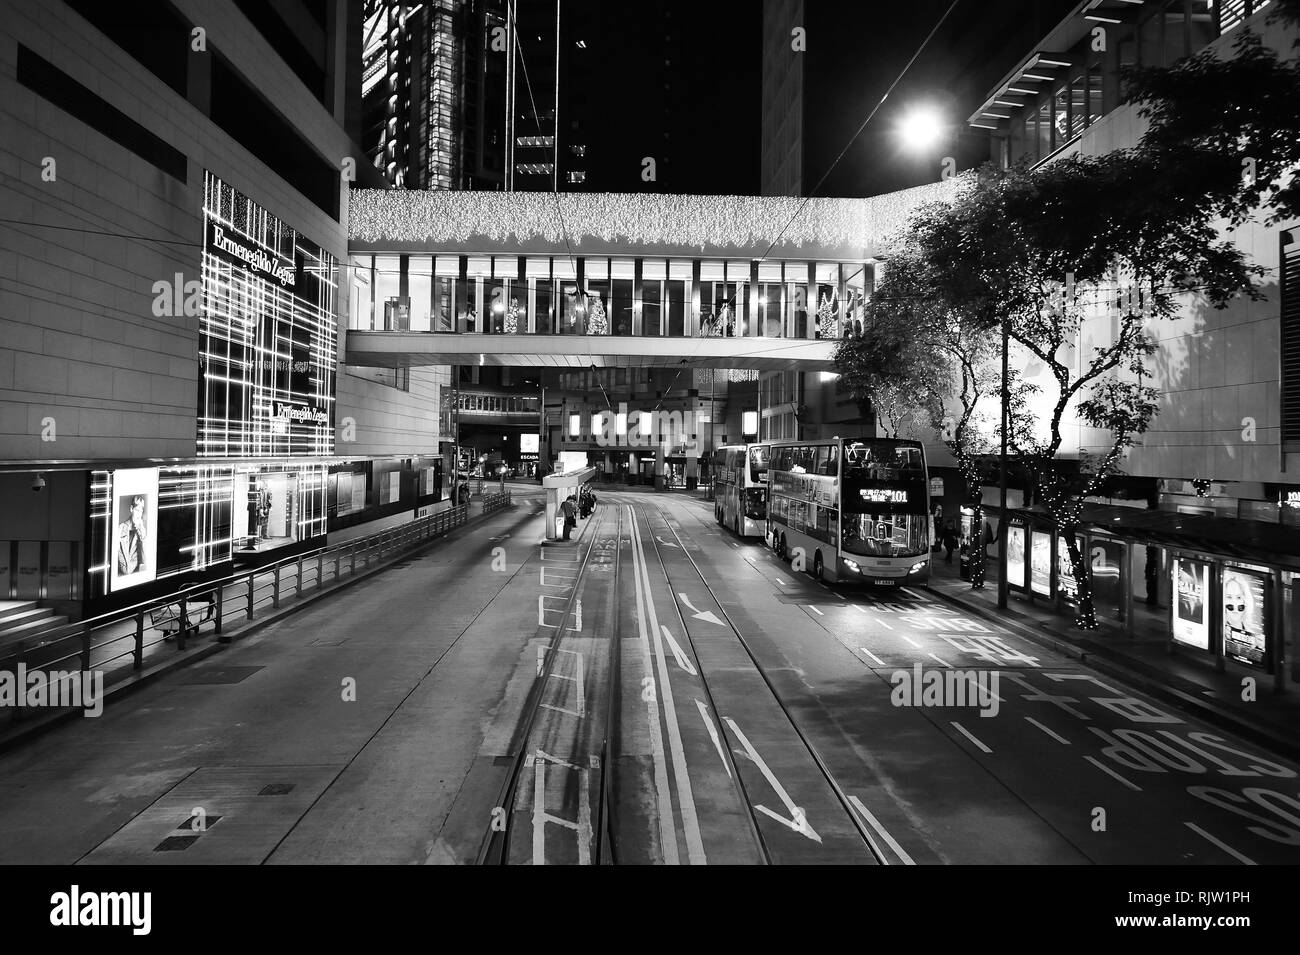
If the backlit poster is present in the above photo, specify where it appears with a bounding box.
[1222,567,1268,669]
[1031,530,1052,597]
[110,468,159,591]
[1172,557,1211,650]
[1006,524,1027,590]
[1089,538,1125,615]
[521,433,540,454]
[1057,534,1079,602]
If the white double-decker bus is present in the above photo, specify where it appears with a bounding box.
[767,437,931,585]
[712,443,770,537]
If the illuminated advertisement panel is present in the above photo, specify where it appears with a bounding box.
[1222,567,1269,670]
[1030,530,1052,597]
[109,469,159,591]
[199,171,336,457]
[1057,533,1079,603]
[1006,524,1027,591]
[1089,537,1125,617]
[1172,557,1211,650]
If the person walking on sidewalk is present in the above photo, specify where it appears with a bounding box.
[942,519,959,565]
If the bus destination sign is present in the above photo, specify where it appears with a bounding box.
[860,488,909,504]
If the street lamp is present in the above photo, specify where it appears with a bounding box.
[897,106,945,152]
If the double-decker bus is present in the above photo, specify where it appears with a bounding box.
[712,443,770,537]
[767,437,931,585]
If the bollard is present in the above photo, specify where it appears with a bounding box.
[134,611,144,670]
[296,556,304,597]
[247,575,255,620]
[273,565,281,609]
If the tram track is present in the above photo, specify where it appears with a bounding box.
[631,496,890,865]
[476,504,621,865]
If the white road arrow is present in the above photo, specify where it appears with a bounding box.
[677,592,724,626]
[660,625,698,675]
[489,534,511,541]
[656,536,680,548]
[724,717,821,843]
[694,700,731,777]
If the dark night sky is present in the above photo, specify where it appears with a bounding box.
[580,0,1081,197]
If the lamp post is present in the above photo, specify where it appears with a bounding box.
[997,317,1009,610]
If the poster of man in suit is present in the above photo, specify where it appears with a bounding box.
[110,468,158,591]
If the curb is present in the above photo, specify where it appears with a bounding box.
[0,501,520,755]
[923,580,1300,763]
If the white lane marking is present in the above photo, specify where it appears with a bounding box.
[774,576,789,585]
[833,592,845,600]
[874,617,894,631]
[531,751,592,866]
[1025,716,1070,744]
[853,605,868,613]
[901,634,921,649]
[928,653,953,669]
[625,507,679,865]
[1084,755,1143,792]
[950,721,992,754]
[848,796,916,865]
[660,625,698,676]
[723,717,821,843]
[657,536,680,548]
[900,587,926,600]
[809,606,824,616]
[1185,822,1256,866]
[677,591,724,626]
[857,647,886,667]
[695,699,731,778]
[631,509,708,864]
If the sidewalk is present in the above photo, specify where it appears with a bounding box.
[926,554,1300,760]
[0,494,522,752]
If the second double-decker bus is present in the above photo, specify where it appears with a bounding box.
[713,443,770,537]
[767,437,931,585]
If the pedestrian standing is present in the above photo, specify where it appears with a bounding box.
[942,519,959,565]
[561,494,578,540]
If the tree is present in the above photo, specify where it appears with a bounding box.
[922,153,1263,628]
[836,235,1034,588]
[586,293,607,335]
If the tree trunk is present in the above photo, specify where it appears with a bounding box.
[968,502,986,589]
[1064,529,1098,630]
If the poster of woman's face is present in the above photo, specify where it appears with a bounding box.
[1222,568,1267,668]
[110,468,158,591]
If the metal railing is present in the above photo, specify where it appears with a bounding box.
[0,493,512,723]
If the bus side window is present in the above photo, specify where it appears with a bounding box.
[824,445,839,478]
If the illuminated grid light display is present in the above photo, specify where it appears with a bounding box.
[88,463,330,598]
[199,171,337,458]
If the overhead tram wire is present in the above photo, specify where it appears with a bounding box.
[754,0,963,267]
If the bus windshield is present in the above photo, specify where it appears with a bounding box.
[839,440,928,558]
[749,445,769,484]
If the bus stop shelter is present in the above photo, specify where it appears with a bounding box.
[542,467,597,541]
[993,502,1300,693]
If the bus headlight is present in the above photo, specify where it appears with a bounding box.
[843,559,860,573]
[909,560,927,573]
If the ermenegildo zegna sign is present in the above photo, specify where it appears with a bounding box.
[198,171,336,457]
[204,218,297,288]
